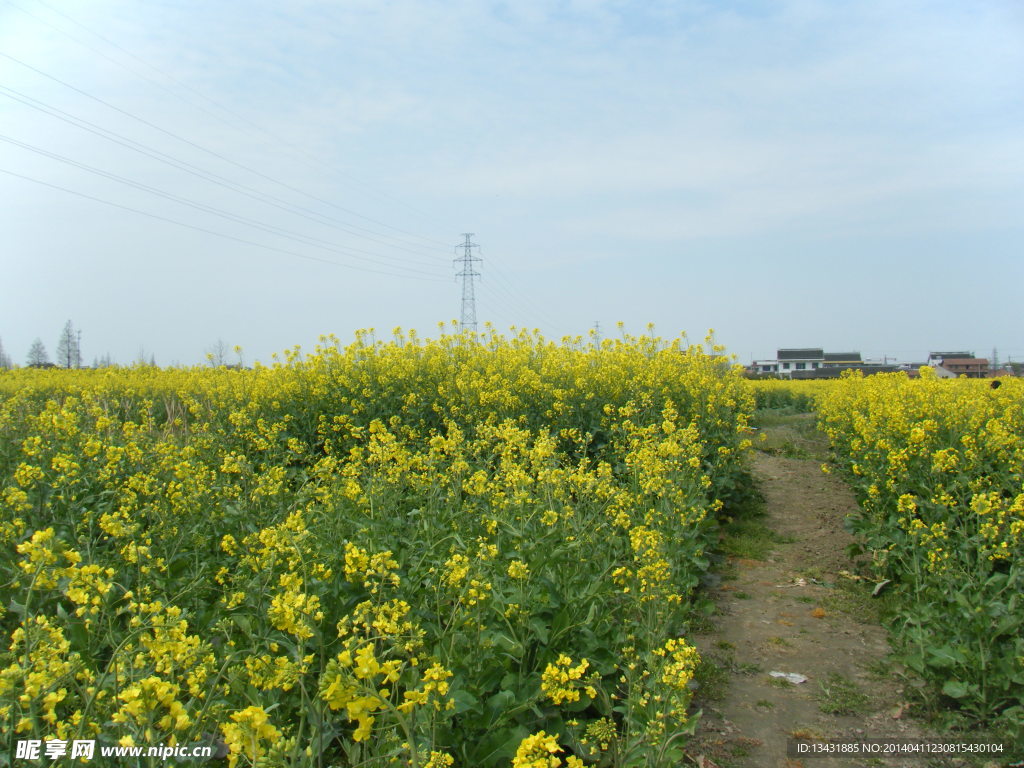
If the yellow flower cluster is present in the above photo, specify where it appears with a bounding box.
[397,663,453,713]
[220,705,280,767]
[0,615,86,731]
[512,730,583,768]
[111,675,190,734]
[268,571,324,640]
[582,717,617,752]
[319,643,401,741]
[423,751,455,768]
[344,542,401,591]
[507,559,530,580]
[244,653,313,691]
[654,637,700,690]
[541,655,595,705]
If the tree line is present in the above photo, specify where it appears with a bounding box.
[0,323,241,370]
[0,320,87,370]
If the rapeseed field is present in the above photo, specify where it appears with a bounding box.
[0,329,753,767]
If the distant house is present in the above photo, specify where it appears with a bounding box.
[752,348,822,376]
[928,351,974,367]
[750,348,867,378]
[939,358,990,378]
[926,351,990,378]
[822,352,862,367]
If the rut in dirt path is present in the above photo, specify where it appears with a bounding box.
[689,416,948,768]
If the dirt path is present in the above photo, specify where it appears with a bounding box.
[689,414,971,768]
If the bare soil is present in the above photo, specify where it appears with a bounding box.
[688,414,999,768]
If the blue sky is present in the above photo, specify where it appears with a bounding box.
[1,0,1021,365]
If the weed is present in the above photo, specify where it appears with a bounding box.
[820,577,889,625]
[788,727,824,740]
[817,673,870,715]
[693,656,730,702]
[753,410,829,459]
[734,661,762,675]
[720,514,791,561]
[728,739,758,758]
[864,657,891,679]
[762,439,811,459]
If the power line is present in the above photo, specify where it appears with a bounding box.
[463,260,569,338]
[484,255,567,336]
[0,132,447,278]
[475,280,532,330]
[2,0,251,140]
[0,51,451,258]
[10,0,453,246]
[468,262,568,339]
[0,86,444,265]
[0,166,448,282]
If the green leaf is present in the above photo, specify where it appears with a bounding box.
[927,645,966,668]
[564,695,592,712]
[941,679,970,699]
[952,592,974,613]
[67,619,89,650]
[484,630,523,657]
[993,614,1022,637]
[450,689,479,715]
[485,688,516,716]
[471,725,529,763]
[528,616,550,645]
[549,608,572,643]
[901,652,926,674]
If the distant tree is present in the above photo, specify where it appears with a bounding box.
[134,346,153,366]
[0,337,12,369]
[132,348,158,367]
[93,353,115,368]
[56,320,82,368]
[206,339,229,367]
[27,338,50,367]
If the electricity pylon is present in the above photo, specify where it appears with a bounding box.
[454,233,481,332]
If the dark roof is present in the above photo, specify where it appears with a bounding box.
[929,351,973,359]
[777,348,823,361]
[824,352,862,362]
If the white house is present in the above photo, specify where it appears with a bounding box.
[751,348,863,378]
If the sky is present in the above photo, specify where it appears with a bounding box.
[1,0,1022,366]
